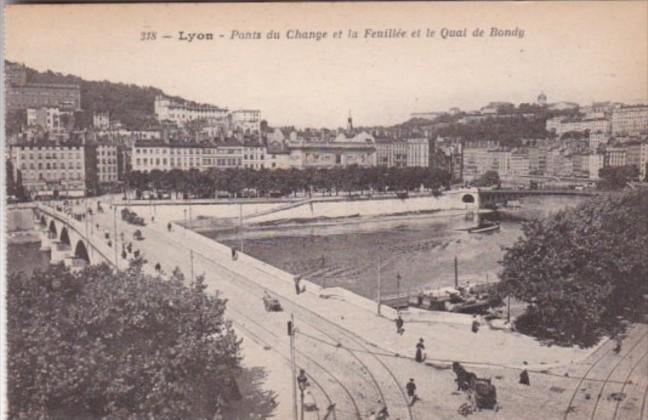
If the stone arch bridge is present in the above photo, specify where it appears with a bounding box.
[33,204,117,270]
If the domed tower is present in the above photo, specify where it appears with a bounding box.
[537,91,547,106]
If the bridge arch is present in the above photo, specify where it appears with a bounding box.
[60,227,71,247]
[48,220,58,238]
[462,193,476,204]
[74,240,90,264]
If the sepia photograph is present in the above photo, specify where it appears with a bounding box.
[2,2,648,419]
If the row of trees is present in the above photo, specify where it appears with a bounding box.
[126,166,453,199]
[499,189,648,347]
[8,260,241,418]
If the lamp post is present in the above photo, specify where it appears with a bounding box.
[113,206,118,269]
[297,369,309,420]
[396,272,401,299]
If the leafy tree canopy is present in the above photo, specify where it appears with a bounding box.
[499,190,648,347]
[8,261,241,419]
[472,170,501,188]
[598,165,640,190]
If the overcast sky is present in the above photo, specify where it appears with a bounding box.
[5,2,648,128]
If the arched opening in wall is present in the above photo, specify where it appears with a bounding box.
[60,227,71,247]
[462,194,476,204]
[48,220,58,239]
[74,241,90,264]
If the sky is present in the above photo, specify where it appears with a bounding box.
[5,2,648,128]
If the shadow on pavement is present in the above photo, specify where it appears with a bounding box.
[222,366,279,419]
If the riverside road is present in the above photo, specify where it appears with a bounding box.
[35,199,648,420]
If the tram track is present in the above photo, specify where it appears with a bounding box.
[610,350,648,420]
[562,329,648,420]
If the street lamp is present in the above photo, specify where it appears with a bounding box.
[396,272,402,299]
[297,369,309,420]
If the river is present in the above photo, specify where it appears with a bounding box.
[204,195,586,299]
[8,195,586,297]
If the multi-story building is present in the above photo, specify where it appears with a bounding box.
[5,62,28,86]
[9,143,87,197]
[375,138,408,168]
[93,112,110,130]
[96,143,119,184]
[589,131,609,152]
[267,151,292,170]
[587,154,605,179]
[7,83,81,111]
[131,142,205,172]
[26,107,72,138]
[528,148,547,175]
[406,138,430,167]
[154,95,228,126]
[611,105,648,136]
[230,110,261,134]
[546,117,611,136]
[605,147,627,167]
[288,141,376,169]
[509,149,530,177]
[242,142,267,169]
[624,142,648,180]
[203,139,244,169]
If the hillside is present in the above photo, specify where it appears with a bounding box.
[9,62,221,130]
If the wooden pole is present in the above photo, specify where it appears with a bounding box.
[190,249,194,281]
[239,203,244,253]
[507,295,511,323]
[113,206,119,269]
[454,256,459,289]
[377,263,382,316]
[290,314,298,420]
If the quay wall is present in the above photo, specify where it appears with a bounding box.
[118,189,479,225]
[247,190,478,223]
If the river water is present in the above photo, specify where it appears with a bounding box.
[206,195,586,299]
[8,196,585,299]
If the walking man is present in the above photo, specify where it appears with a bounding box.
[395,314,405,335]
[294,275,304,295]
[406,378,418,406]
[415,338,426,363]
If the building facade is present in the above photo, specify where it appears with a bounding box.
[406,138,430,167]
[154,95,228,126]
[96,143,119,184]
[7,83,81,111]
[10,143,86,197]
[230,110,261,134]
[611,105,648,136]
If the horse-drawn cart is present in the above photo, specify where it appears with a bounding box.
[263,293,282,312]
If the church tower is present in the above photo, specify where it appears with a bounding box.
[347,110,354,131]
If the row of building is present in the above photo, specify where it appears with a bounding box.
[462,141,648,181]
[546,105,648,137]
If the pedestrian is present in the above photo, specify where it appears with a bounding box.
[415,338,426,363]
[395,314,405,335]
[519,369,530,385]
[231,247,238,261]
[167,222,172,232]
[406,378,418,406]
[294,275,303,295]
[155,262,161,272]
[151,215,155,223]
[613,334,623,354]
[472,315,480,334]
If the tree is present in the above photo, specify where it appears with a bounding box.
[498,190,648,347]
[8,261,241,419]
[473,170,501,188]
[598,165,640,190]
